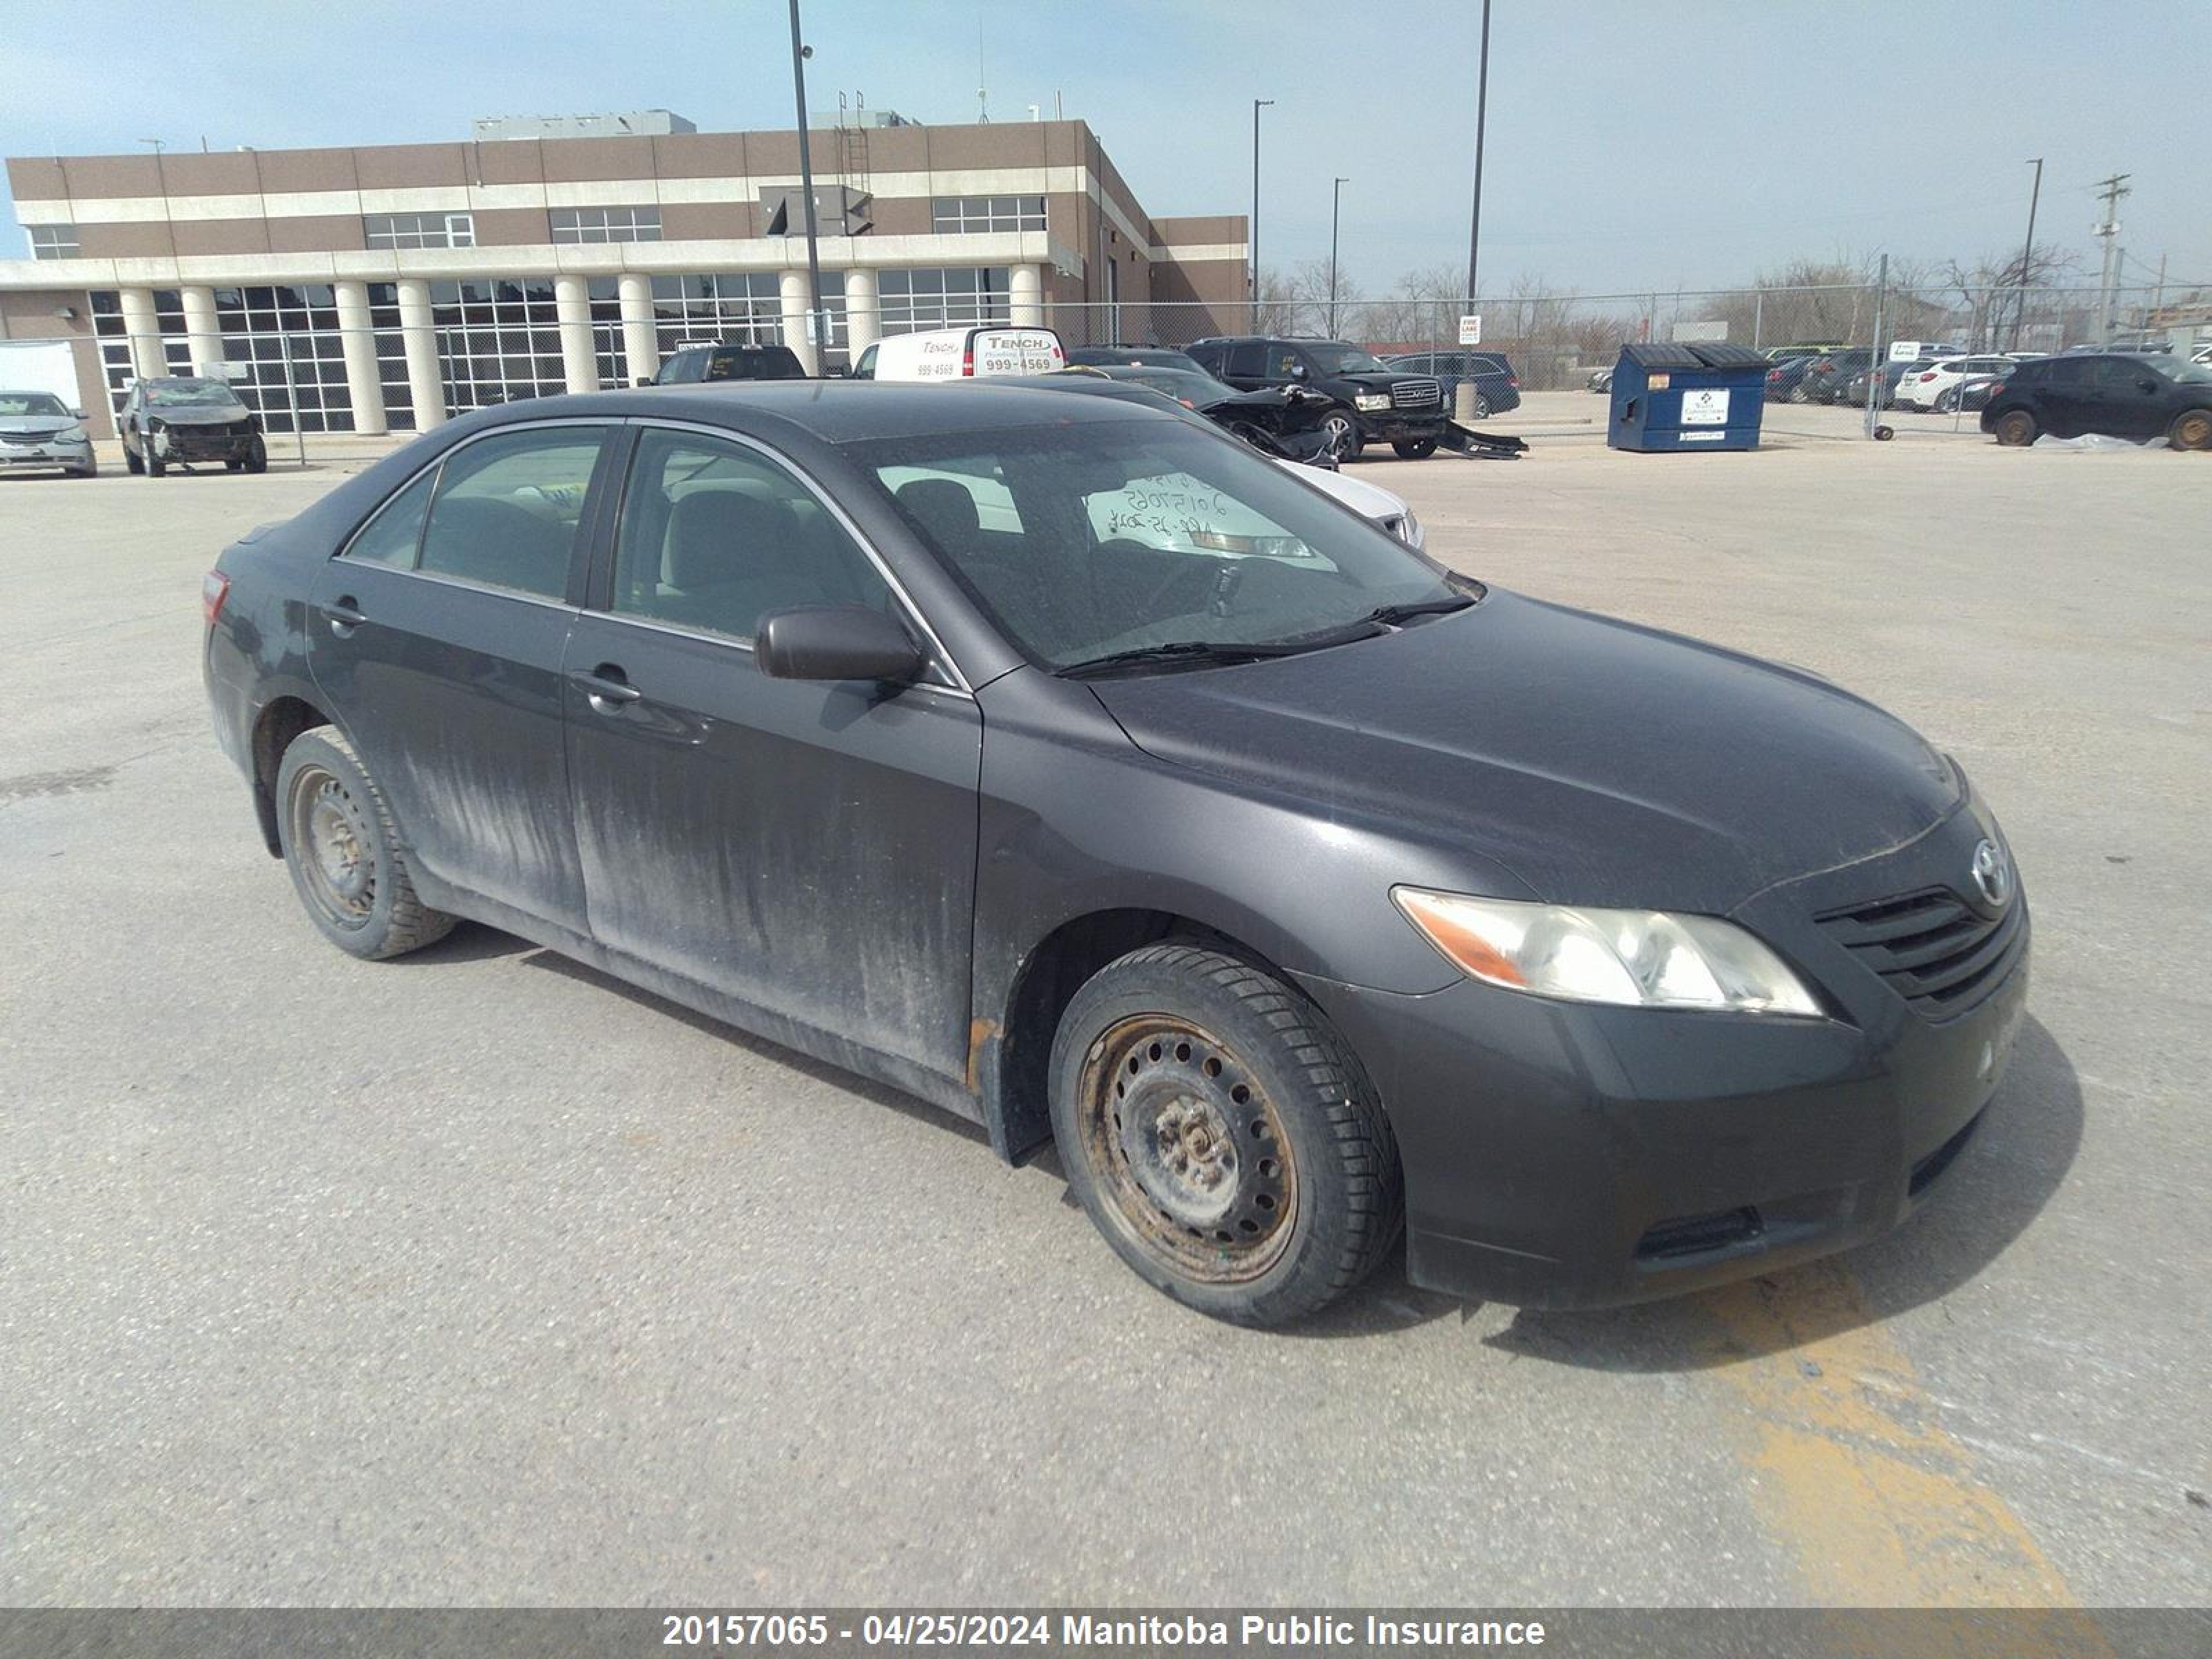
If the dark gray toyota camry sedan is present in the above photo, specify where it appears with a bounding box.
[203,381,2028,1326]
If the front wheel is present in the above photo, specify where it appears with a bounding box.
[1391,436,1440,460]
[124,446,144,474]
[145,447,166,478]
[1049,943,1403,1327]
[1319,408,1364,462]
[243,434,268,473]
[1993,409,2037,447]
[275,727,454,960]
[2168,409,2212,451]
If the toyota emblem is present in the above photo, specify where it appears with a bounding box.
[1969,839,2014,910]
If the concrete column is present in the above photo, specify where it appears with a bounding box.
[778,269,818,375]
[117,286,165,382]
[332,279,388,435]
[841,267,881,359]
[617,272,659,386]
[554,274,599,395]
[395,278,446,430]
[1009,264,1044,328]
[180,285,223,377]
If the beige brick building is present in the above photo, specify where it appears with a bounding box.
[0,112,1249,438]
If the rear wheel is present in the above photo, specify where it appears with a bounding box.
[1391,436,1440,460]
[1319,407,1364,462]
[2167,409,2212,451]
[275,727,454,960]
[1049,943,1402,1326]
[1934,388,1960,413]
[1994,409,2037,447]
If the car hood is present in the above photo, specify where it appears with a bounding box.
[148,405,248,427]
[1089,590,1962,914]
[1276,460,1409,525]
[0,414,74,435]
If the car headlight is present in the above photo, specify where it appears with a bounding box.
[1392,886,1824,1017]
[55,424,86,443]
[1354,393,1391,412]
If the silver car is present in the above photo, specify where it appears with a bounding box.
[0,390,97,478]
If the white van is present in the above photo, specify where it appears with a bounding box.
[850,326,1065,382]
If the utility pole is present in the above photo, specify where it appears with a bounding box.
[2010,157,2041,352]
[787,0,827,371]
[1328,176,1349,337]
[1463,0,1492,311]
[1250,99,1273,327]
[2091,172,2130,346]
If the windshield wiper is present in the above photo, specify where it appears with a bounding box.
[1057,639,1315,679]
[1363,594,1477,627]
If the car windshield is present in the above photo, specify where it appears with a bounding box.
[1087,366,1243,406]
[144,378,243,408]
[2164,359,2212,385]
[1306,344,1390,374]
[850,418,1464,672]
[0,392,69,417]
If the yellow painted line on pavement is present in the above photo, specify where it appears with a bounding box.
[1700,1259,2104,1647]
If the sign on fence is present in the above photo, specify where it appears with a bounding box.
[1457,315,1482,346]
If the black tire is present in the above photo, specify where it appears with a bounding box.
[274,727,454,961]
[2167,409,2212,451]
[1319,407,1364,462]
[1049,942,1402,1326]
[1934,389,1958,414]
[124,445,143,474]
[1464,391,1492,420]
[71,460,97,479]
[145,451,166,477]
[1391,436,1440,460]
[243,434,268,473]
[1993,409,2037,447]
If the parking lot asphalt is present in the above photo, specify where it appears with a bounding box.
[3,412,2208,1609]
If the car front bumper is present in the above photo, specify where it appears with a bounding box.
[0,435,95,471]
[1353,410,1448,442]
[151,424,258,462]
[1293,809,2032,1309]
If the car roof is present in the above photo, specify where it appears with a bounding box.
[469,379,1180,444]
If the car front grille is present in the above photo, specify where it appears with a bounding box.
[1,430,63,447]
[1815,886,2025,1018]
[1391,378,1441,409]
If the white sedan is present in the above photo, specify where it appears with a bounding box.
[1893,355,2014,413]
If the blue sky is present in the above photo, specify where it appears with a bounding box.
[3,0,2207,297]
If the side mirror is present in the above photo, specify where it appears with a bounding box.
[756,606,926,684]
[634,375,657,388]
[73,408,86,420]
[1288,362,1309,380]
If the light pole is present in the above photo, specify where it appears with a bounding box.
[1328,176,1349,337]
[1463,0,1492,313]
[2010,157,2042,351]
[1250,98,1273,328]
[787,0,827,370]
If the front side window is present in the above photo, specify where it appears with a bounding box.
[418,426,606,599]
[854,418,1461,671]
[344,468,438,567]
[550,205,662,245]
[29,223,80,259]
[364,212,474,250]
[609,428,892,642]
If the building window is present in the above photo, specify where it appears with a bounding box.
[878,268,1010,333]
[364,212,475,250]
[90,289,194,420]
[930,196,1046,234]
[428,279,565,411]
[208,285,358,433]
[551,205,662,245]
[29,224,81,259]
[649,273,783,355]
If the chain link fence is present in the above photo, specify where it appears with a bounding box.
[1042,283,2211,391]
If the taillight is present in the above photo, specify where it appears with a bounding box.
[1508,377,1519,386]
[1918,372,1937,382]
[202,570,231,626]
[962,348,974,375]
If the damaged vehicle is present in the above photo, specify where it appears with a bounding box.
[205,380,2028,1327]
[1185,335,1450,459]
[1051,362,1342,462]
[122,376,268,476]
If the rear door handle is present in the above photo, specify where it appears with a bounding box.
[569,665,642,710]
[323,597,366,636]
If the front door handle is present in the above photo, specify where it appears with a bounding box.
[323,596,366,637]
[570,664,642,711]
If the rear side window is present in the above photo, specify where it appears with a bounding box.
[1226,342,1266,378]
[418,427,607,600]
[344,469,436,567]
[660,351,702,384]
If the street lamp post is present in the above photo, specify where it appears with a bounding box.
[1250,98,1273,328]
[787,0,827,371]
[2010,157,2043,352]
[1328,176,1349,337]
[1463,0,1492,312]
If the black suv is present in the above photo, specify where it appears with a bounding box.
[1185,337,1448,458]
[646,343,808,386]
[1983,353,2212,449]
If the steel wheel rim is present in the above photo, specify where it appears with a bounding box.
[288,764,376,929]
[1078,1015,1297,1283]
[1998,413,2032,445]
[2179,413,2211,449]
